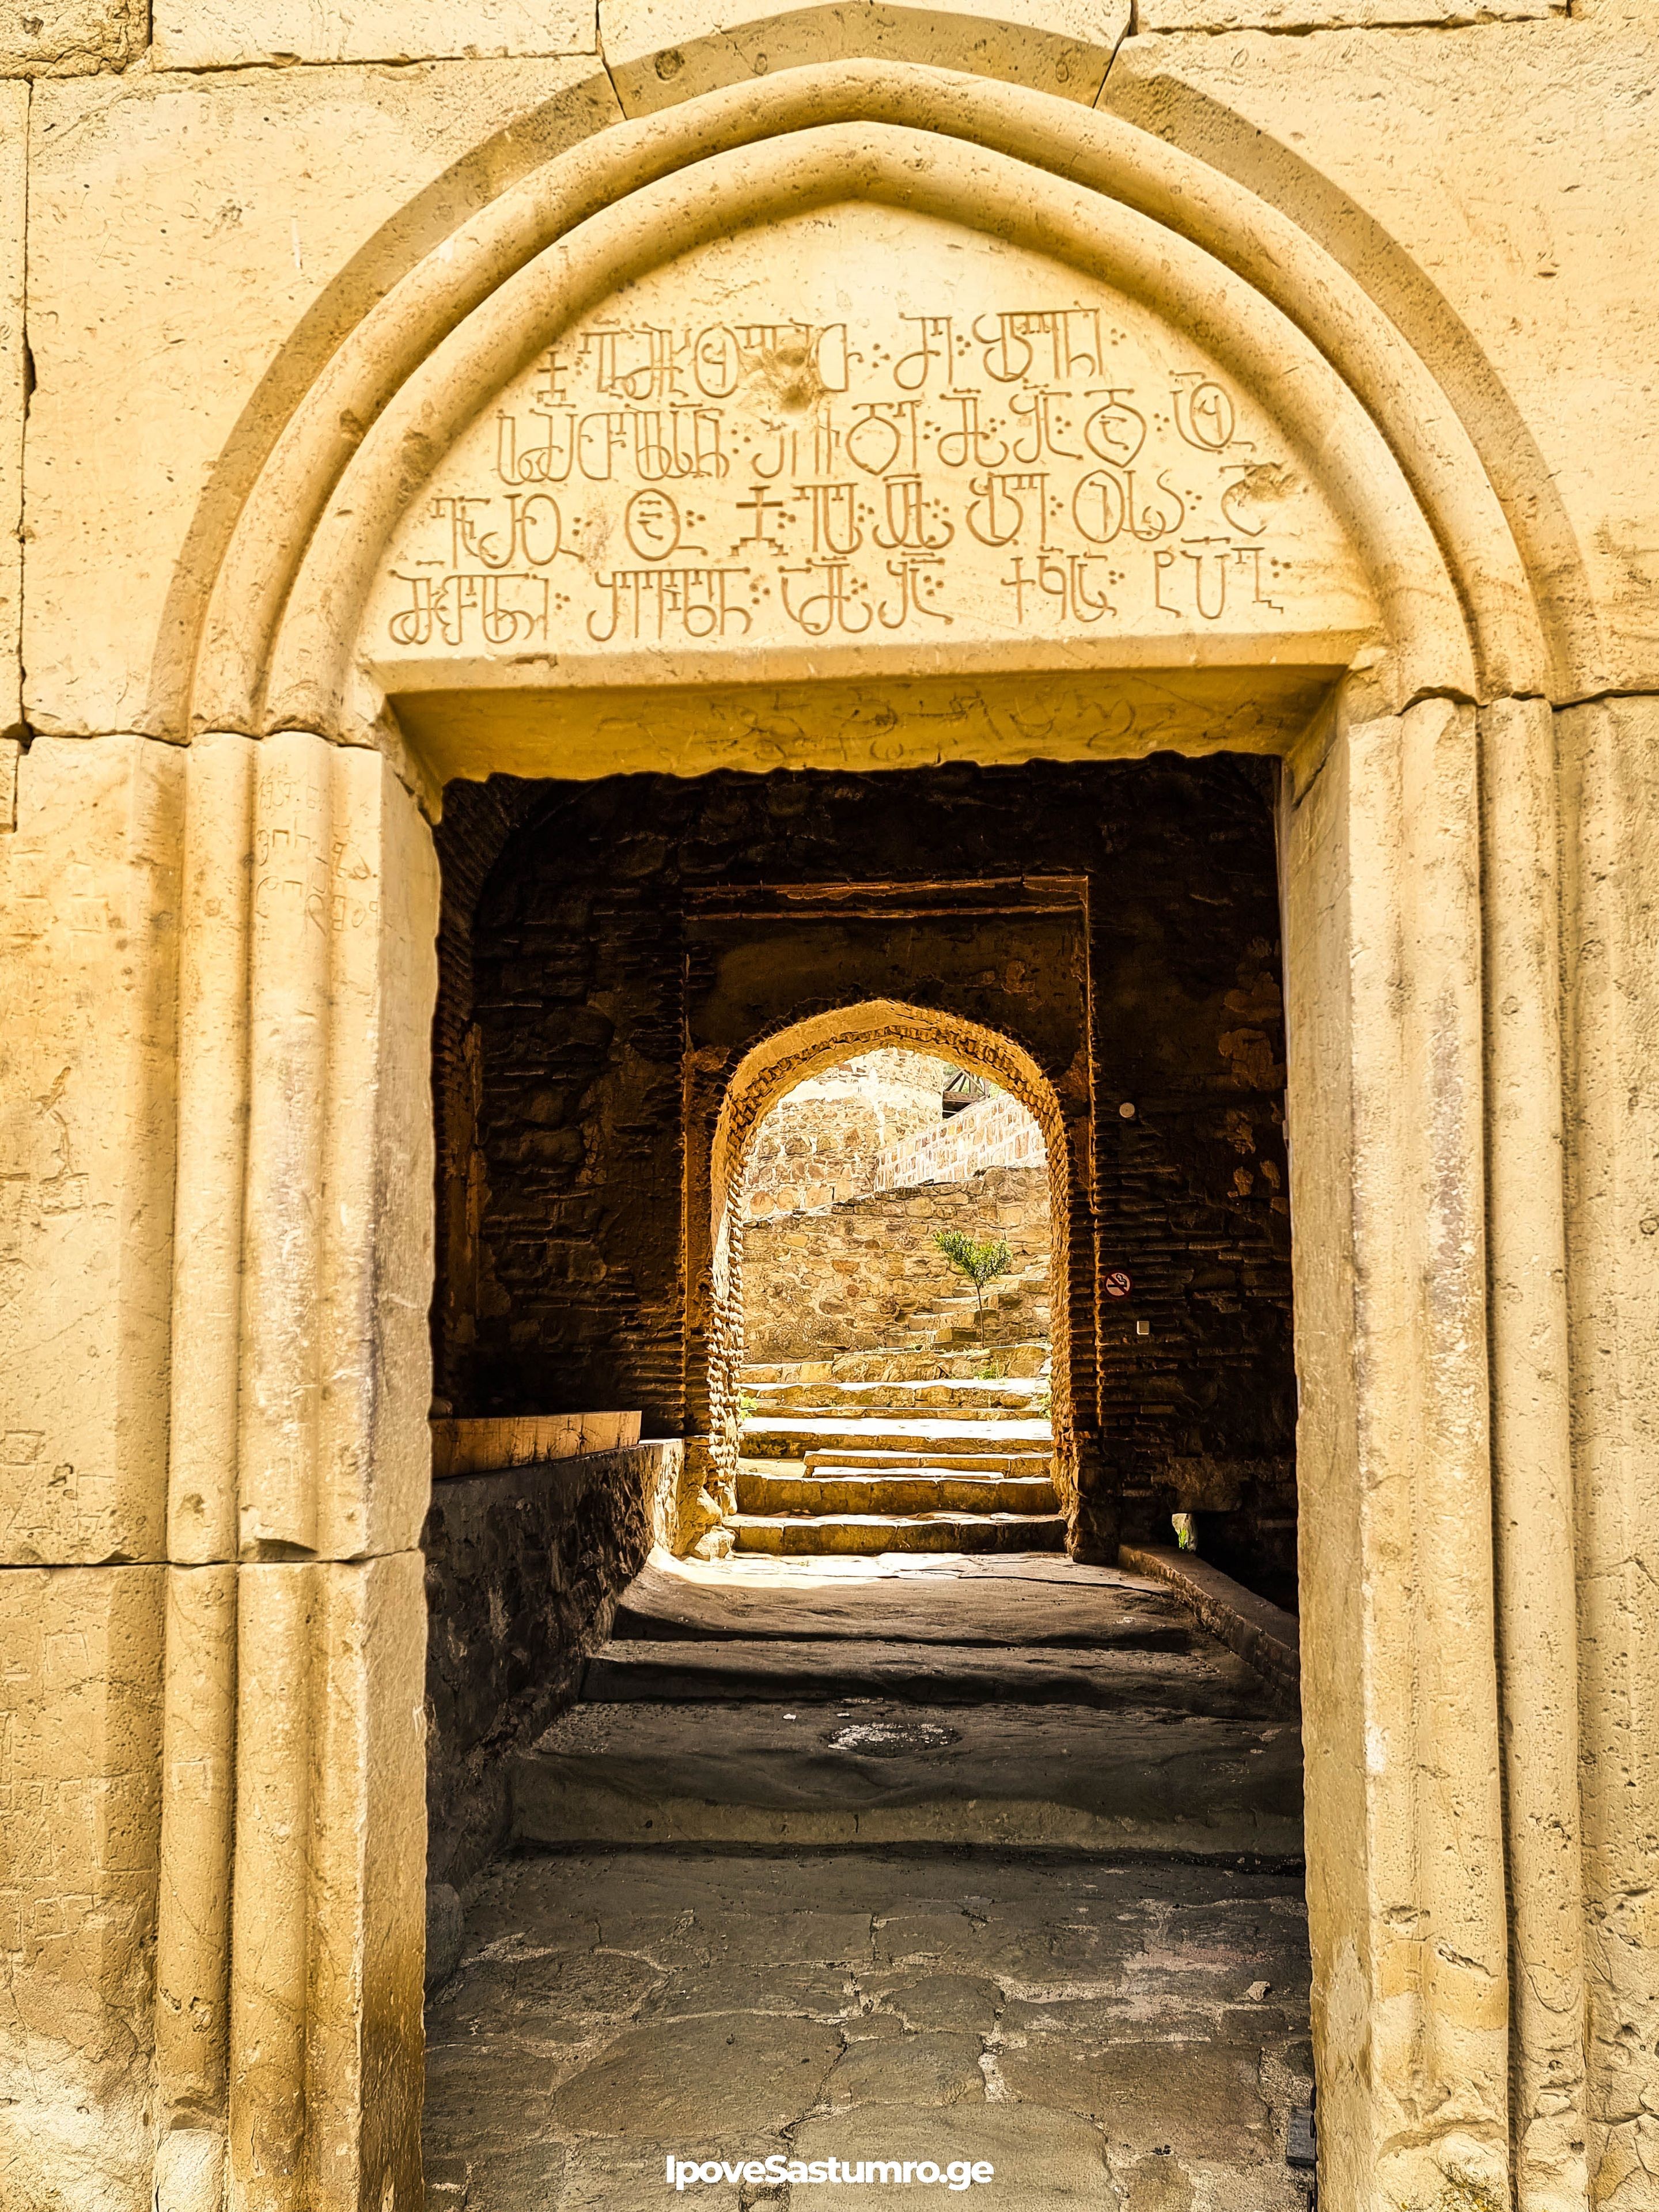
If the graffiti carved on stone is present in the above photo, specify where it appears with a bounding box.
[368,204,1377,682]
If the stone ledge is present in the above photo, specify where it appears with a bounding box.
[431,1410,641,1478]
[1119,1543,1299,1710]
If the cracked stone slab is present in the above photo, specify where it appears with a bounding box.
[426,1852,1312,2210]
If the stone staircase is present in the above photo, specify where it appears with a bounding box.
[511,1549,1303,1856]
[733,1342,1063,1555]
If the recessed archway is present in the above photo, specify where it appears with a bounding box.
[704,1001,1080,1533]
[145,51,1581,2212]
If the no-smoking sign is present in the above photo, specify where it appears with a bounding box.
[1105,1271,1132,1298]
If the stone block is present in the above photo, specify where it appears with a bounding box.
[1138,0,1555,22]
[152,0,597,68]
[0,737,182,1567]
[1559,695,1659,2192]
[597,0,1127,113]
[232,736,440,1562]
[0,0,145,75]
[228,1553,427,2212]
[0,1565,165,2212]
[0,83,21,738]
[1100,10,1659,695]
[23,57,620,738]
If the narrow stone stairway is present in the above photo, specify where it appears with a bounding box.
[512,1550,1300,1855]
[426,1549,1310,2210]
[734,1343,1063,1555]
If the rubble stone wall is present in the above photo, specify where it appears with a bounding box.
[742,1050,950,1218]
[743,1164,1050,1360]
[421,1439,681,1888]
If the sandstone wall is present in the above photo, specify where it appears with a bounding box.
[744,1164,1051,1361]
[873,1090,1046,1191]
[2,7,1657,2206]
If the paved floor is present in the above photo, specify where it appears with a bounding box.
[425,1553,1312,2211]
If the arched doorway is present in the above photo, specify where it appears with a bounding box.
[726,1043,1062,1560]
[703,1002,1078,1546]
[116,53,1580,2212]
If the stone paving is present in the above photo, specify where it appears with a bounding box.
[424,1849,1312,2212]
[425,1554,1312,2211]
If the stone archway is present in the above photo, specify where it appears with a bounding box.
[700,1001,1080,1538]
[129,55,1585,2212]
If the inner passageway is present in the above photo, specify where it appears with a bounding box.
[421,756,1306,2208]
[425,1550,1310,2211]
[727,1047,1062,1560]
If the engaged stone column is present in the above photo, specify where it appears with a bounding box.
[156,730,439,2212]
[0,736,182,2212]
[1284,694,1511,2210]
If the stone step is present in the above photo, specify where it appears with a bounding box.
[741,1344,1050,1384]
[736,1466,1059,1514]
[578,1637,1275,1715]
[798,1449,1054,1478]
[609,1554,1199,1651]
[747,1380,1044,1415]
[511,1699,1304,1857]
[744,1378,1047,1415]
[742,1416,1053,1462]
[930,1316,1050,1348]
[729,1510,1068,1555]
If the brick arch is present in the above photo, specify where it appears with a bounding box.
[699,999,1079,1527]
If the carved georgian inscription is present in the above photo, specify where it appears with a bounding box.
[367,205,1376,672]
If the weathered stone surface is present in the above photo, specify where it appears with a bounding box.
[23,56,620,737]
[1559,694,1659,2203]
[1101,9,1659,694]
[425,1850,1312,2209]
[226,1553,429,2212]
[368,200,1377,711]
[153,0,597,70]
[0,84,21,737]
[512,1696,1302,1853]
[1139,0,1555,22]
[597,0,1129,115]
[0,1565,164,2212]
[552,2013,844,2134]
[823,2029,986,2107]
[422,1441,681,1885]
[611,1550,1198,1650]
[0,737,181,1567]
[0,0,144,74]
